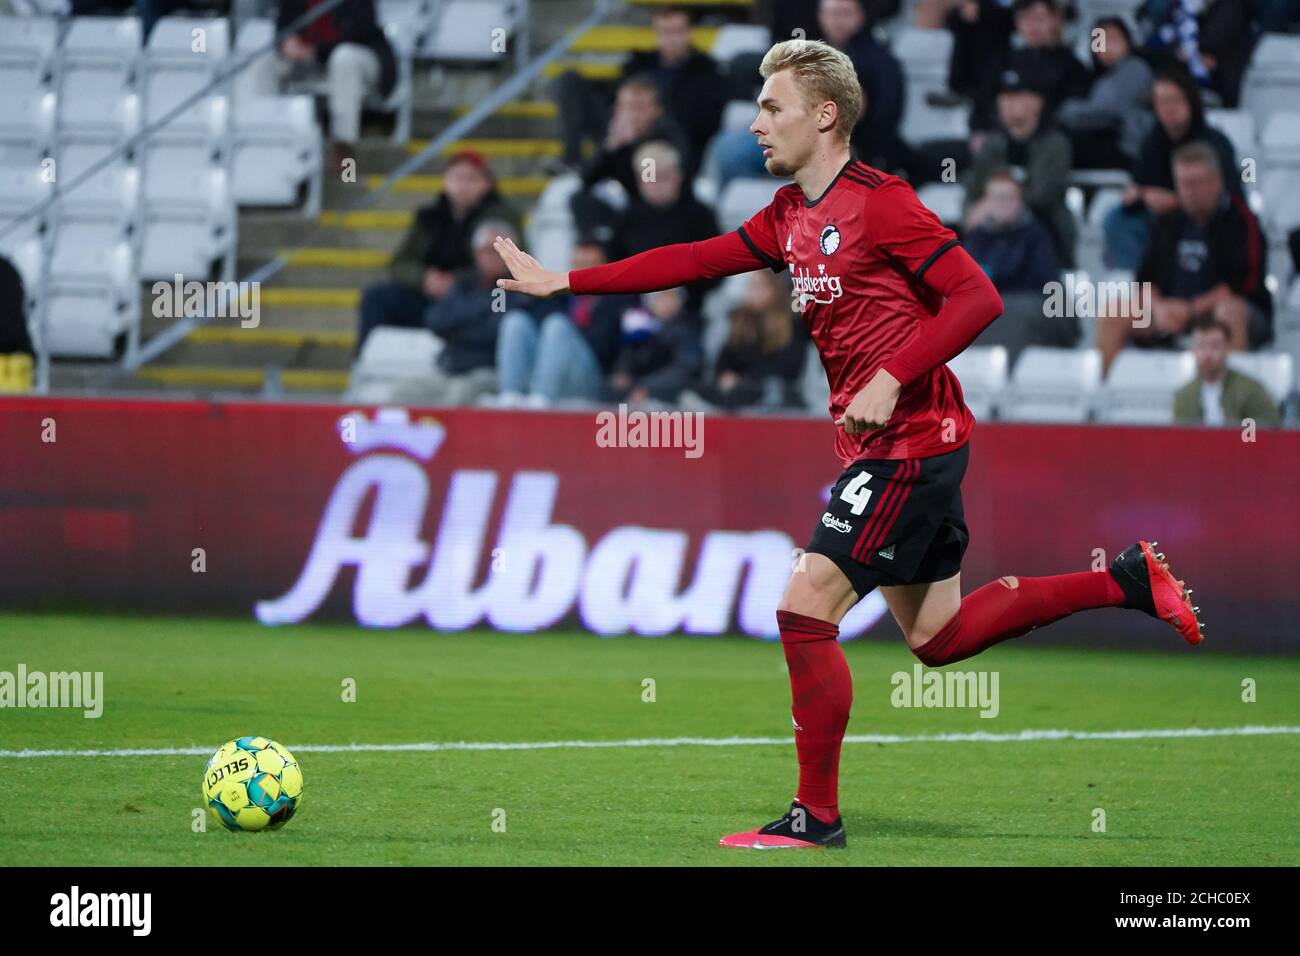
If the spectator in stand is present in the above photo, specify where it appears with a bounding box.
[715,0,905,185]
[1138,0,1258,107]
[0,252,34,390]
[963,65,1075,264]
[919,0,1015,104]
[964,172,1073,362]
[1173,317,1280,427]
[968,0,1090,135]
[493,240,636,407]
[554,5,724,173]
[421,221,527,405]
[608,288,703,405]
[356,151,512,350]
[1103,66,1239,270]
[692,271,807,411]
[1099,142,1270,372]
[609,140,720,313]
[1057,17,1155,170]
[276,0,397,170]
[569,75,692,241]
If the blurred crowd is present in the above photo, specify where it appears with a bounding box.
[350,0,1298,425]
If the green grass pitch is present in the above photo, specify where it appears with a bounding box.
[1,613,1297,866]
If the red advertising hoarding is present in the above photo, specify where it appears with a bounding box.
[0,396,1295,652]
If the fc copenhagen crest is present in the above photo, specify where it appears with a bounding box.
[819,224,841,256]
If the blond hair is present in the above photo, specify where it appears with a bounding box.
[760,39,863,143]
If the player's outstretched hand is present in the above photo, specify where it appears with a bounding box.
[494,236,570,298]
[836,369,901,435]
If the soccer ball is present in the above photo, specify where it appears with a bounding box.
[202,736,303,832]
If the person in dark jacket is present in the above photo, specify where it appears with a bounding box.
[356,151,513,350]
[554,4,725,170]
[494,240,636,406]
[276,0,397,167]
[1103,66,1240,269]
[967,0,1090,134]
[1057,17,1155,170]
[420,221,527,405]
[821,0,906,172]
[695,270,807,411]
[1100,141,1271,371]
[608,140,721,314]
[963,66,1076,264]
[608,288,702,405]
[0,254,33,358]
[964,171,1075,362]
[964,171,1061,294]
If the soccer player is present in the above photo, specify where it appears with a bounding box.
[493,40,1203,849]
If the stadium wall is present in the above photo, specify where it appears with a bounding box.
[1,397,1296,653]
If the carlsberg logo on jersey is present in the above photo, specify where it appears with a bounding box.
[791,263,844,307]
[256,410,894,638]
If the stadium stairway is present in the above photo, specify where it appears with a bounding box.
[90,0,754,398]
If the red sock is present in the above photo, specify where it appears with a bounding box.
[776,609,852,825]
[913,571,1126,667]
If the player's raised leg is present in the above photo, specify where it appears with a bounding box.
[888,542,1202,668]
[719,553,856,849]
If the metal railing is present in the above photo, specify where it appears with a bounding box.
[3,0,613,394]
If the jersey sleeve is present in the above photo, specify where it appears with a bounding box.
[568,231,769,296]
[865,179,960,282]
[735,189,790,274]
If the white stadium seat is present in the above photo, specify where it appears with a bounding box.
[0,92,56,165]
[139,146,236,280]
[947,346,1008,421]
[60,19,142,144]
[716,176,790,233]
[0,165,54,249]
[55,143,140,235]
[347,327,445,403]
[46,222,137,358]
[1242,34,1300,123]
[710,24,771,62]
[1096,350,1195,425]
[231,96,322,214]
[722,99,758,132]
[0,15,59,94]
[1227,352,1294,408]
[916,183,963,227]
[1207,109,1259,166]
[232,18,279,103]
[423,0,519,60]
[1002,346,1102,422]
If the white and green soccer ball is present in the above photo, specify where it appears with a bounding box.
[202,736,303,832]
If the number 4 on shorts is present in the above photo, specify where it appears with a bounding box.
[840,472,873,516]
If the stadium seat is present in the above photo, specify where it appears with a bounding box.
[0,165,54,251]
[46,222,137,357]
[0,92,56,166]
[424,0,520,61]
[947,346,1008,421]
[380,23,415,145]
[139,148,236,280]
[347,327,445,402]
[231,17,280,103]
[916,182,963,227]
[710,24,771,62]
[231,96,323,215]
[55,143,140,236]
[1002,346,1102,422]
[378,0,434,48]
[0,14,58,95]
[144,19,232,150]
[1242,34,1300,123]
[716,177,789,233]
[893,28,967,144]
[1227,352,1294,408]
[1207,109,1259,167]
[1096,350,1195,425]
[59,17,142,141]
[722,99,757,132]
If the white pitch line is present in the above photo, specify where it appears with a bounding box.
[1,725,1297,759]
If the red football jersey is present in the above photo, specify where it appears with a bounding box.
[739,161,974,464]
